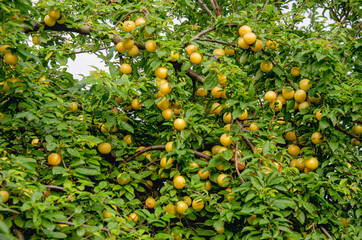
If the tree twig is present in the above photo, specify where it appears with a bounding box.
[235,120,255,153]
[198,0,216,20]
[123,145,212,162]
[255,0,270,21]
[334,125,360,140]
[190,25,216,42]
[320,226,333,240]
[196,38,235,46]
[234,141,245,183]
[43,185,65,191]
[113,10,142,30]
[55,221,111,237]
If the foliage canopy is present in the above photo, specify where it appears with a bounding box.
[0,0,361,239]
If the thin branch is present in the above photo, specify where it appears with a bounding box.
[55,221,111,237]
[188,149,212,160]
[196,38,235,46]
[340,0,351,26]
[198,0,216,20]
[43,185,65,191]
[51,82,83,105]
[113,10,142,30]
[255,0,270,21]
[289,0,308,29]
[235,120,255,153]
[190,25,216,42]
[186,69,204,83]
[334,125,360,140]
[234,141,245,183]
[212,0,222,16]
[320,226,333,240]
[123,145,212,162]
[262,49,296,89]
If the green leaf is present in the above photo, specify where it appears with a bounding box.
[248,84,255,98]
[120,120,134,133]
[272,198,296,210]
[43,230,67,238]
[296,210,305,224]
[262,141,270,155]
[75,168,100,175]
[203,71,218,90]
[319,117,329,130]
[67,148,81,158]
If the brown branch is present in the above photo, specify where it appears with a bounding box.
[23,22,92,35]
[123,145,212,162]
[43,185,65,191]
[55,221,111,237]
[212,0,222,16]
[255,0,270,21]
[190,25,216,42]
[196,38,235,46]
[186,69,204,83]
[113,10,142,30]
[51,82,83,105]
[289,0,308,29]
[352,22,362,40]
[322,3,341,22]
[235,120,255,153]
[334,125,360,140]
[234,141,245,183]
[320,226,333,240]
[198,0,216,20]
[188,149,212,160]
[262,49,296,89]
[340,0,351,26]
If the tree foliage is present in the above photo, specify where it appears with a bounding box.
[0,0,361,239]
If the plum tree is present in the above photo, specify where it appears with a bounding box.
[0,0,361,240]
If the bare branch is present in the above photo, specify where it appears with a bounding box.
[43,185,65,191]
[113,10,142,30]
[51,82,83,105]
[234,141,245,183]
[255,0,270,21]
[334,125,360,140]
[186,69,204,83]
[320,226,334,240]
[123,145,212,162]
[196,38,235,46]
[55,221,111,237]
[236,120,255,153]
[212,0,222,16]
[198,0,216,20]
[190,26,216,42]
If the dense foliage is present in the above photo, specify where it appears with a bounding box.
[0,0,361,239]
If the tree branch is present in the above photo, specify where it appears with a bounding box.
[255,0,270,21]
[43,185,65,191]
[198,0,216,20]
[51,82,83,105]
[55,221,111,237]
[235,120,255,153]
[196,38,235,46]
[234,141,245,183]
[186,69,204,83]
[113,10,142,30]
[320,226,333,240]
[262,49,296,89]
[334,125,360,140]
[123,145,212,162]
[190,25,216,42]
[340,0,351,26]
[212,0,222,16]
